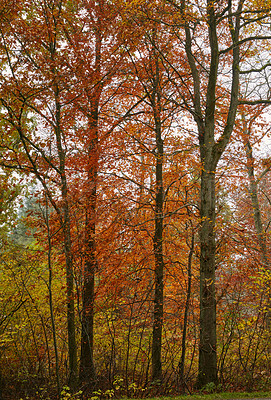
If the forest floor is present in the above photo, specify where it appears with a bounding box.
[146,393,271,400]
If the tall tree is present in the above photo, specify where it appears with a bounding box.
[166,0,271,386]
[0,0,79,385]
[62,0,144,385]
[121,6,175,379]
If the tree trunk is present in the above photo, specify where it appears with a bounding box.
[178,220,194,388]
[79,15,102,386]
[152,130,164,382]
[79,125,98,386]
[44,195,61,397]
[79,246,96,386]
[55,105,78,388]
[198,167,217,386]
[151,45,164,383]
[180,0,242,385]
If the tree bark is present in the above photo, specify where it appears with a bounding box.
[44,195,61,397]
[178,220,194,388]
[55,92,78,387]
[180,0,242,386]
[152,124,164,382]
[79,118,98,386]
[198,168,217,385]
[79,18,102,385]
[151,42,164,383]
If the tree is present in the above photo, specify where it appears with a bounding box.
[166,0,271,386]
[0,0,79,385]
[62,0,147,385]
[0,0,271,395]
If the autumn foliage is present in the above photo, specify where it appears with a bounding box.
[0,0,270,399]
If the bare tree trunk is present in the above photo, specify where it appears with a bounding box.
[79,121,98,386]
[79,22,101,385]
[178,219,194,388]
[198,168,217,385]
[152,126,164,382]
[44,195,61,398]
[151,46,164,383]
[55,94,78,388]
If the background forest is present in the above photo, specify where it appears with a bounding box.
[0,0,270,399]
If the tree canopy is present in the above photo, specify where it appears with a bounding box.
[0,0,270,399]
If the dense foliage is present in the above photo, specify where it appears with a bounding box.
[0,0,270,399]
